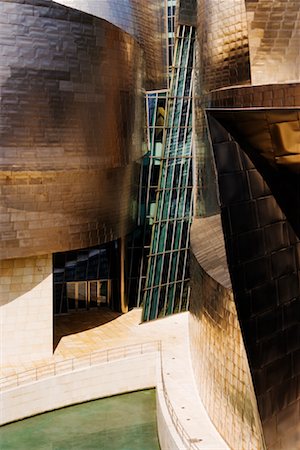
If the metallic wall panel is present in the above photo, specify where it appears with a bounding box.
[207,117,300,450]
[190,217,265,450]
[208,83,300,108]
[52,0,167,90]
[0,0,143,259]
[196,0,251,92]
[245,0,300,84]
[192,1,300,449]
[196,0,300,91]
[209,109,300,171]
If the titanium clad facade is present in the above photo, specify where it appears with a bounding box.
[0,0,144,259]
[189,217,265,450]
[245,1,300,85]
[190,1,300,449]
[52,0,167,89]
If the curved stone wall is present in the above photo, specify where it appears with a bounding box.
[0,0,144,259]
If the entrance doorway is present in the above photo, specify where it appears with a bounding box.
[66,280,111,311]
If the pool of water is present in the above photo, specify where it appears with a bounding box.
[0,390,161,450]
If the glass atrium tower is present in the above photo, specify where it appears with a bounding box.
[142,25,195,320]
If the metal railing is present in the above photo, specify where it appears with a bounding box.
[1,339,202,450]
[160,355,203,450]
[0,341,161,391]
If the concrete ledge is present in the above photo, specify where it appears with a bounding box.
[1,351,188,450]
[156,381,186,450]
[1,353,158,426]
[1,313,228,450]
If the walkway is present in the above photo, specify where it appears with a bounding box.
[1,308,229,449]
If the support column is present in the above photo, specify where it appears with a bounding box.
[120,237,128,313]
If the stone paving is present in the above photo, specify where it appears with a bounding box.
[1,307,229,449]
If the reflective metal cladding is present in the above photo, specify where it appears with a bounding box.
[52,0,167,89]
[0,0,144,259]
[191,1,300,450]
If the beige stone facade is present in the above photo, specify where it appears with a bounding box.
[0,255,53,366]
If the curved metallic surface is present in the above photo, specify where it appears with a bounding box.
[196,0,251,92]
[189,217,265,450]
[192,1,300,449]
[197,0,300,91]
[0,0,144,259]
[206,117,300,450]
[245,0,300,84]
[52,0,167,89]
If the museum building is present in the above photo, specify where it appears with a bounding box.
[0,1,299,449]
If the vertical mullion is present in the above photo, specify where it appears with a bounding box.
[150,33,184,318]
[166,27,193,313]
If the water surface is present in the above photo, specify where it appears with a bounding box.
[0,389,160,450]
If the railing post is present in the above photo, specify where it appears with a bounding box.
[16,373,19,387]
[35,367,38,381]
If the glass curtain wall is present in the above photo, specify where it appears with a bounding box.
[125,91,167,306]
[125,0,175,307]
[142,25,195,320]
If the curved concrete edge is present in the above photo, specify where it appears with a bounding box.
[1,351,187,450]
[156,380,187,450]
[0,353,158,426]
[1,312,229,450]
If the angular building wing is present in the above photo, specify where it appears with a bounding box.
[190,1,300,449]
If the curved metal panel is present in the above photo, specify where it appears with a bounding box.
[189,217,265,450]
[206,117,300,450]
[196,0,251,92]
[245,0,300,84]
[193,1,300,449]
[52,0,167,89]
[0,0,144,259]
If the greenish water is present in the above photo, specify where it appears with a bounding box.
[0,390,160,450]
